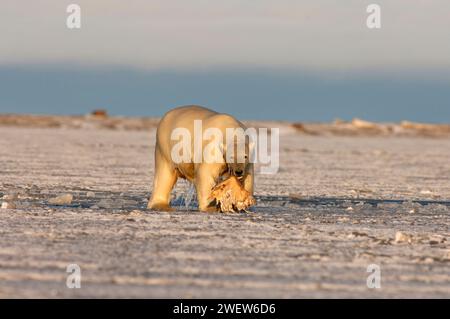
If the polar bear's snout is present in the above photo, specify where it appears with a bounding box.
[227,162,247,179]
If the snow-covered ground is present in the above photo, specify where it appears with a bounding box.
[0,126,449,298]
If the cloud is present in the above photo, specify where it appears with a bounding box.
[1,0,450,71]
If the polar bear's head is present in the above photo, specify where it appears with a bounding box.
[222,138,255,179]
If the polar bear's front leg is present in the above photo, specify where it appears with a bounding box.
[195,164,221,212]
[243,164,254,196]
[148,147,178,211]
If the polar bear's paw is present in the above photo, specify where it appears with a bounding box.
[147,202,173,212]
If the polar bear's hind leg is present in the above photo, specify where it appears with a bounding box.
[148,148,178,211]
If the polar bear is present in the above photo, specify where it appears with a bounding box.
[148,105,254,212]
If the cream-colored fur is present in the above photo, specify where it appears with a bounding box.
[148,105,254,212]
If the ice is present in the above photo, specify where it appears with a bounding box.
[183,183,197,210]
[172,180,197,210]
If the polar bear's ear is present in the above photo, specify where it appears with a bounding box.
[248,141,256,161]
[249,141,255,152]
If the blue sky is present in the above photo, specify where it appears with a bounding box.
[1,1,449,122]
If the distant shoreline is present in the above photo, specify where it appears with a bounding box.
[1,113,450,138]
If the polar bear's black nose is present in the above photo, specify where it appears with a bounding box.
[235,170,243,176]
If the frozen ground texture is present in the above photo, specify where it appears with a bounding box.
[0,125,449,298]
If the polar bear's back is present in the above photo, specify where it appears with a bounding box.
[155,105,246,167]
[160,105,244,128]
[162,105,217,120]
